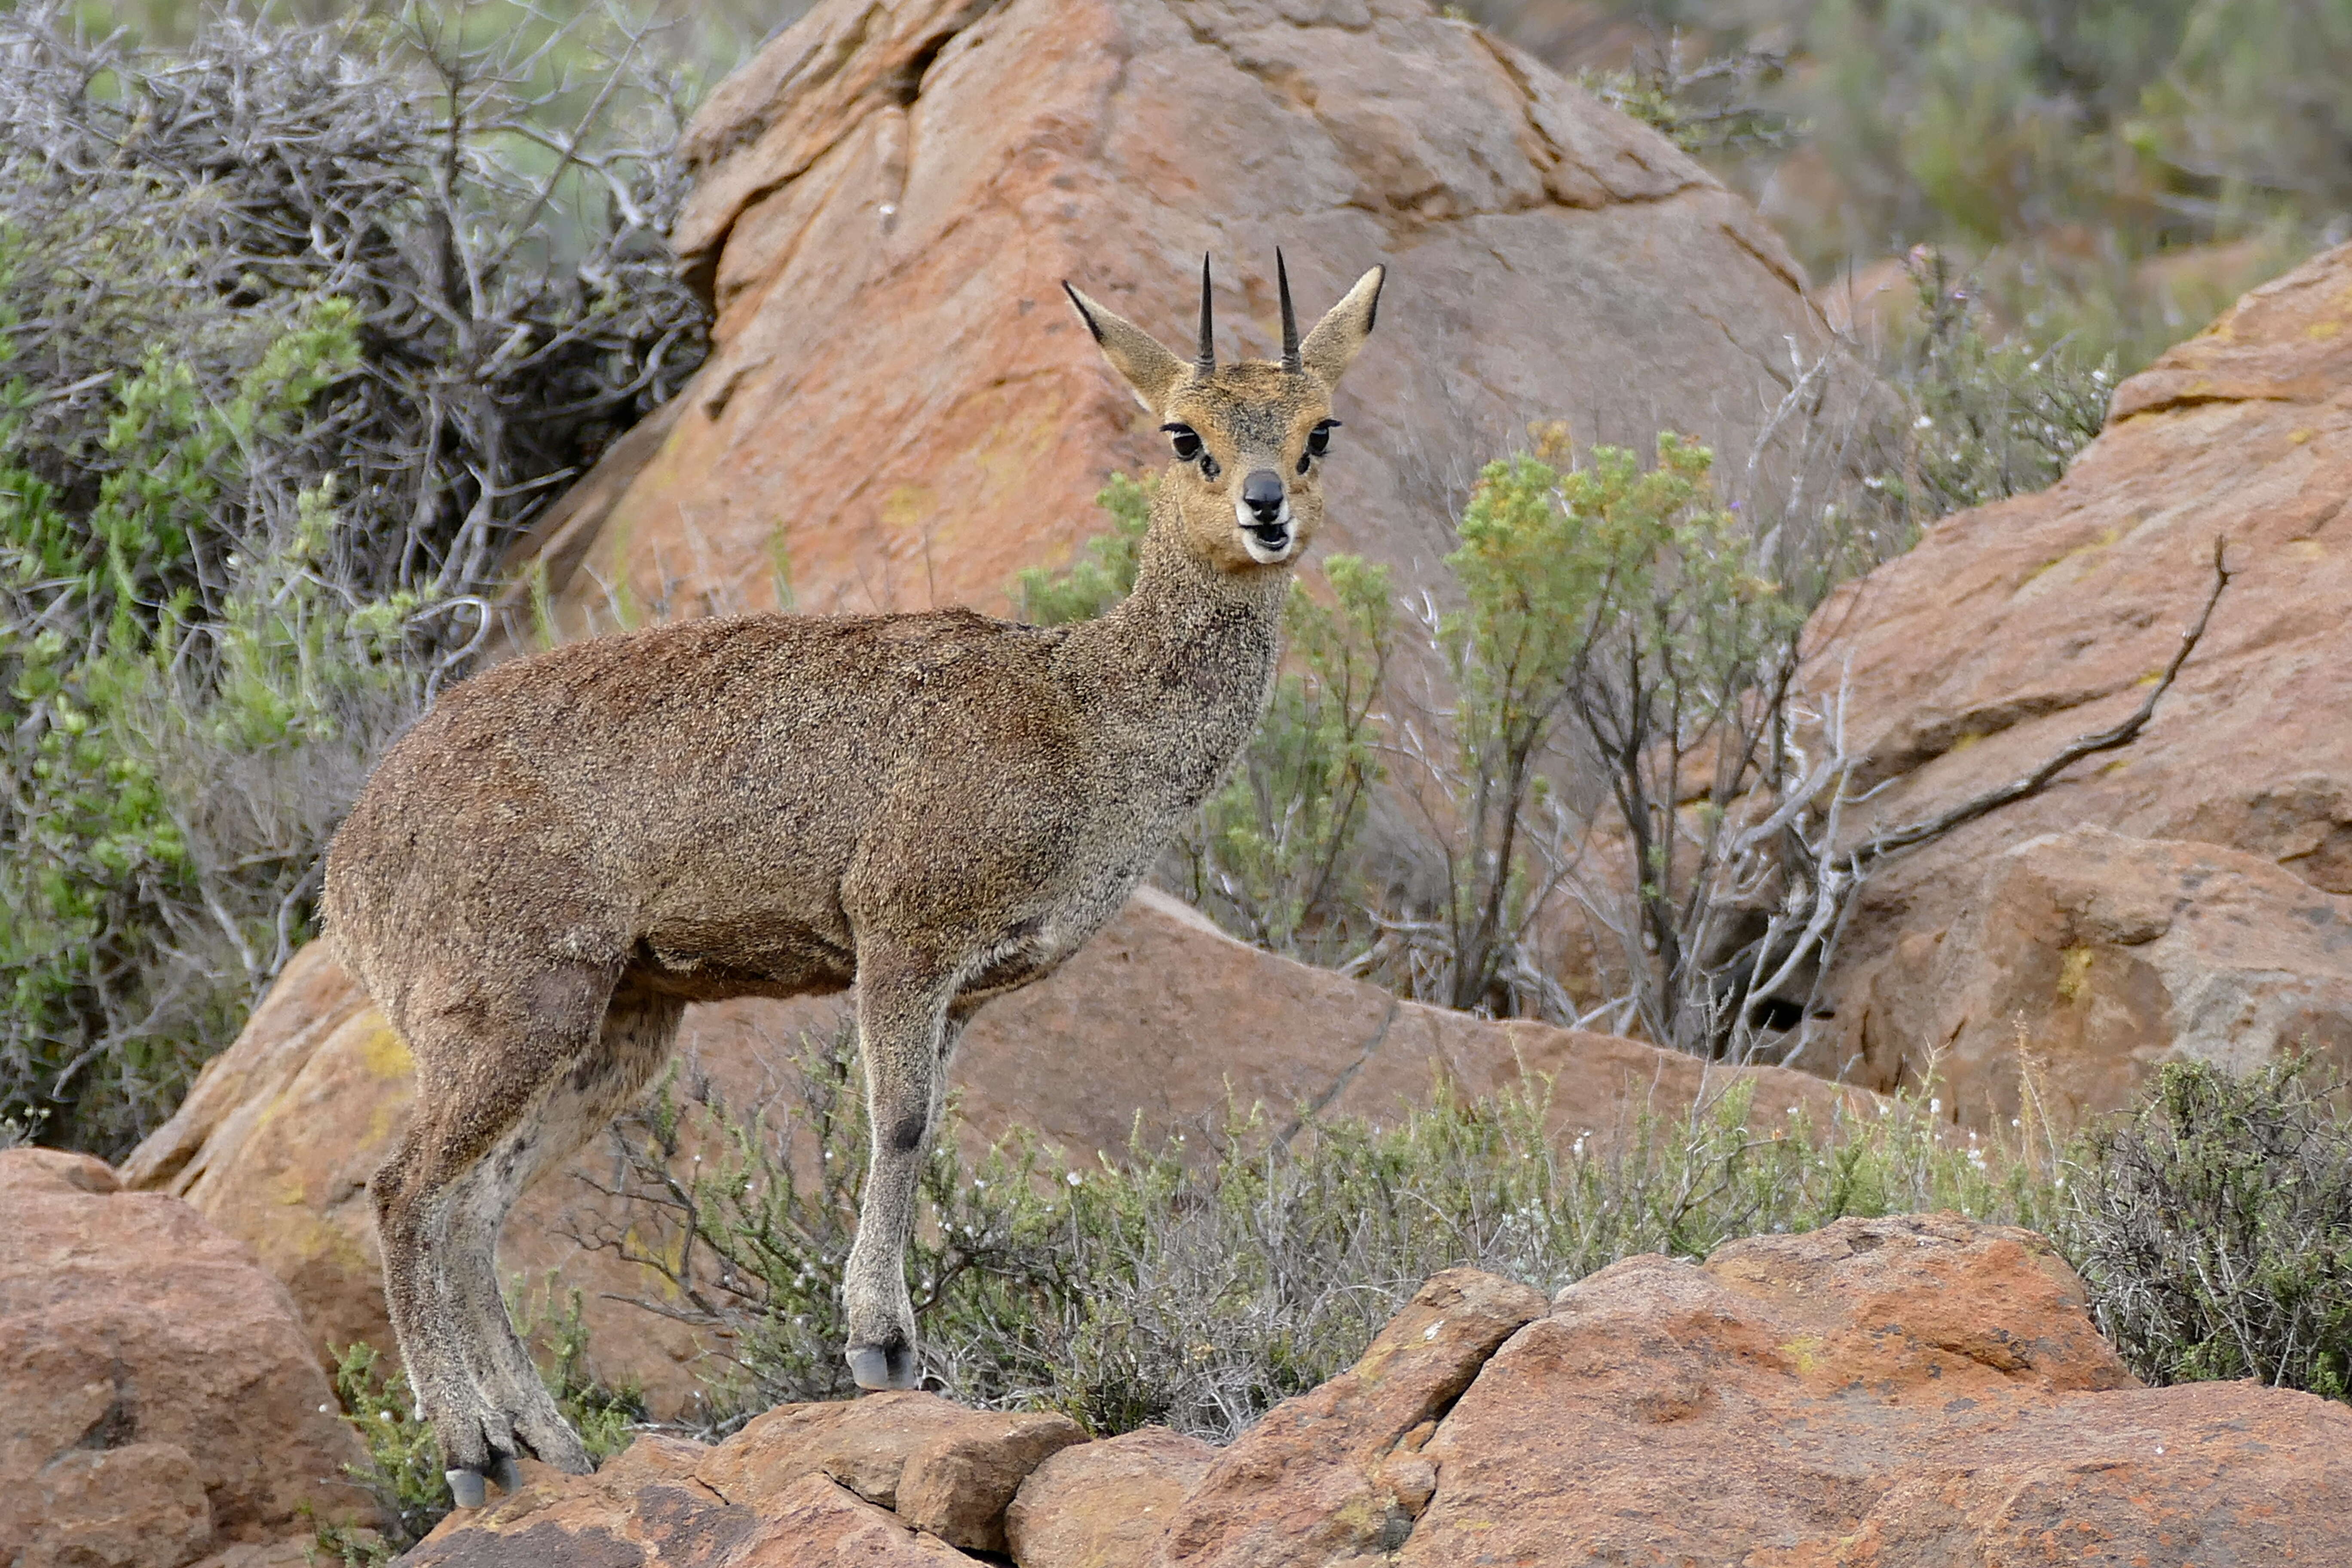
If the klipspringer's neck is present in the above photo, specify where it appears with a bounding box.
[1061,479,1289,790]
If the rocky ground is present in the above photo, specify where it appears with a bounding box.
[402,1215,2352,1566]
[0,1149,384,1568]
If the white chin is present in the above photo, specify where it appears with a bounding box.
[1236,500,1295,564]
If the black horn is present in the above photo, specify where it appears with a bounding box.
[1277,248,1300,373]
[1196,252,1216,374]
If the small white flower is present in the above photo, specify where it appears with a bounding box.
[1066,1171,1083,1186]
[318,1403,332,1414]
[380,1410,395,1422]
[1914,414,1934,429]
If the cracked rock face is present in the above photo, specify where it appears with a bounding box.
[511,0,1868,631]
[1804,242,2352,1121]
[407,1218,2352,1567]
[0,1148,381,1568]
[120,889,1855,1420]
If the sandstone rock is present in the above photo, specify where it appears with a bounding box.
[1391,1214,2352,1567]
[122,889,1853,1414]
[1857,824,2352,1127]
[694,1390,1080,1547]
[504,0,1873,638]
[1149,1267,1548,1568]
[404,1434,761,1567]
[0,1148,380,1568]
[1005,1427,1216,1568]
[894,1409,1089,1553]
[412,1400,1081,1565]
[1806,239,2352,1119]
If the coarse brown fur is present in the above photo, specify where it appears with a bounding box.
[321,257,1384,1496]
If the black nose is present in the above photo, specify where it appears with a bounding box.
[1242,469,1285,523]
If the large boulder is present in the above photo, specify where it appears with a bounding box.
[120,888,1856,1419]
[407,1216,2352,1566]
[1856,825,2352,1126]
[0,1148,381,1568]
[504,0,1870,634]
[1807,240,2352,1121]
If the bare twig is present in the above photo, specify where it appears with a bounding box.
[1854,536,2232,865]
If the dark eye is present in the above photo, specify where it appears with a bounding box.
[1162,422,1201,462]
[1298,419,1340,474]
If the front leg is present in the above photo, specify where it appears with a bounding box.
[842,949,957,1391]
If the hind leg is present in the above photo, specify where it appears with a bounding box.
[372,973,674,1503]
[437,986,683,1488]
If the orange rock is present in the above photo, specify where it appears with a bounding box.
[1148,1268,1547,1568]
[119,890,1854,1415]
[0,1148,380,1568]
[1393,1215,2352,1567]
[1809,240,2352,1121]
[1856,825,2352,1127]
[1005,1427,1216,1568]
[411,1403,1076,1565]
[505,0,1869,639]
[894,1408,1089,1553]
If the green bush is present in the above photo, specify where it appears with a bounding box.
[0,3,709,1154]
[1014,473,1155,627]
[1491,0,2346,374]
[1885,251,2115,516]
[2063,1058,2352,1399]
[590,1020,2049,1442]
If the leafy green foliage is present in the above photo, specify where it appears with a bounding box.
[2064,1058,2352,1400]
[595,1019,2052,1443]
[0,299,446,1151]
[1498,0,2346,372]
[1384,427,1824,1034]
[327,1343,447,1554]
[1014,474,1155,627]
[0,3,709,1154]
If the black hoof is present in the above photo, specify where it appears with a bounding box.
[447,1468,488,1510]
[489,1452,524,1495]
[845,1341,918,1391]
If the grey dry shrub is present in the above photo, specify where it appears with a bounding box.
[0,3,707,1154]
[583,1018,2049,1444]
[2064,1057,2352,1400]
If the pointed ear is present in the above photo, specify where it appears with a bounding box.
[1063,283,1189,412]
[1298,265,1386,388]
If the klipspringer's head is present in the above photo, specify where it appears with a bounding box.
[1064,253,1384,573]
